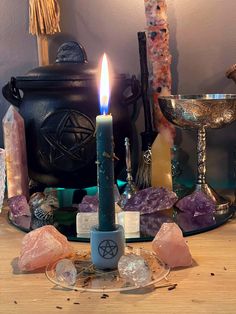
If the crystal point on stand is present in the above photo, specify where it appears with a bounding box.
[176,191,216,216]
[118,253,152,286]
[124,187,177,214]
[152,223,192,268]
[3,105,29,199]
[18,225,74,271]
[55,259,77,286]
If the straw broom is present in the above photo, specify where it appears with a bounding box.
[29,0,61,66]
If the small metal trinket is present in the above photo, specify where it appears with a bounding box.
[119,138,138,208]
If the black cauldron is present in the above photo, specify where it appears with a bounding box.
[2,42,140,188]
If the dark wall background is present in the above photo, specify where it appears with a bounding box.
[0,0,236,188]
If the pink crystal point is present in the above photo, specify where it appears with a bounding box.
[18,225,74,271]
[152,222,192,268]
[3,106,29,199]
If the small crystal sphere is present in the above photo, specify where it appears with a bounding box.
[55,259,77,286]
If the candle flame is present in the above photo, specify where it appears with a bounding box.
[99,53,110,115]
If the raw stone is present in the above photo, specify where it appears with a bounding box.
[8,195,31,218]
[55,259,77,286]
[123,187,178,214]
[18,225,74,271]
[176,212,215,232]
[118,253,152,286]
[78,195,98,212]
[152,222,192,268]
[175,191,216,216]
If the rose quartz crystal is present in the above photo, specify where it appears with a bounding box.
[152,223,192,268]
[18,225,74,271]
[3,106,29,199]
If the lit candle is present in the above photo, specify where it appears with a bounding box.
[96,53,115,231]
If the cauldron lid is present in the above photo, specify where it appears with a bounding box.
[17,42,99,82]
[16,41,124,86]
[19,62,98,81]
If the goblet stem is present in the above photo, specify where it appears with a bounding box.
[197,126,206,185]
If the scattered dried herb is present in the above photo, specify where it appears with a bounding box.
[224,267,227,271]
[82,276,92,287]
[56,306,63,309]
[126,245,133,250]
[67,298,70,301]
[168,284,177,291]
[83,276,92,284]
[210,273,215,276]
[73,302,80,305]
[14,301,18,304]
[101,293,109,299]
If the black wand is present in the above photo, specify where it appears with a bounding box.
[135,31,157,188]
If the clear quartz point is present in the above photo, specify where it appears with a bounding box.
[118,254,152,286]
[55,259,77,286]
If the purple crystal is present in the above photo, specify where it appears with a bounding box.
[123,187,178,215]
[140,212,173,237]
[78,195,98,212]
[176,212,216,232]
[12,215,31,230]
[8,195,31,218]
[176,191,216,217]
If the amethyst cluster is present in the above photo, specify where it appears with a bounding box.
[78,195,99,212]
[8,195,31,218]
[123,187,178,215]
[175,191,216,231]
[176,191,216,217]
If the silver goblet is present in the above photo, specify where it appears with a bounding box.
[159,94,236,212]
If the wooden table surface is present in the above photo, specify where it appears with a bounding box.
[0,209,236,314]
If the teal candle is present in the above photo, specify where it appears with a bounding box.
[96,53,115,231]
[96,114,115,231]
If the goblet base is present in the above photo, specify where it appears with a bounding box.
[195,183,230,214]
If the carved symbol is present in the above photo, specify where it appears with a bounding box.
[143,148,152,165]
[98,239,118,259]
[40,109,95,171]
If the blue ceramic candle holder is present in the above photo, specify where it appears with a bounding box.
[90,224,125,269]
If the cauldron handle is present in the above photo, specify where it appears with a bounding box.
[123,75,141,106]
[2,77,22,107]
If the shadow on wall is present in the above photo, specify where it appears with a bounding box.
[168,0,179,94]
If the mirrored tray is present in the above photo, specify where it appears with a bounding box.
[7,184,235,242]
[45,247,170,292]
[8,206,235,242]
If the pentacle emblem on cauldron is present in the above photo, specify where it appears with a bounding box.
[98,240,118,259]
[40,109,96,172]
